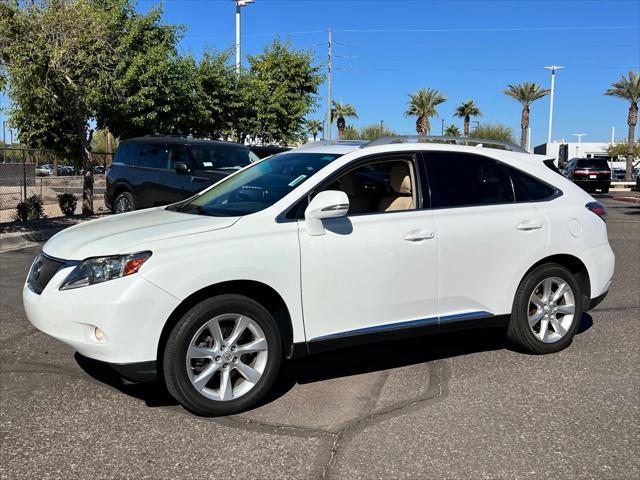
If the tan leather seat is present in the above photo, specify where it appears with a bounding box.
[378,163,414,212]
[338,173,370,214]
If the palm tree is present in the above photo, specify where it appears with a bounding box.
[305,119,324,142]
[405,88,447,136]
[503,82,550,149]
[605,70,640,181]
[444,124,461,137]
[454,100,482,136]
[331,101,358,139]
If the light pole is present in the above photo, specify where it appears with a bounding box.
[322,120,326,140]
[234,0,254,74]
[573,133,587,158]
[544,66,563,144]
[380,120,384,136]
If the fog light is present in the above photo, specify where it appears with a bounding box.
[94,327,105,341]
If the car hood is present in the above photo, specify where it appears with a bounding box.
[43,207,240,260]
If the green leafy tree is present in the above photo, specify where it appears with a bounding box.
[1,0,120,214]
[605,141,640,160]
[195,50,238,139]
[454,100,482,136]
[469,122,516,144]
[444,124,461,137]
[305,119,324,141]
[244,39,323,144]
[331,101,358,140]
[503,82,549,149]
[405,88,446,136]
[605,71,640,181]
[341,123,396,141]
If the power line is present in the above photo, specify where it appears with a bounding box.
[333,25,639,33]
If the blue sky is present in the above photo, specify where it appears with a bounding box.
[3,0,639,147]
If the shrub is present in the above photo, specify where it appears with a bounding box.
[57,193,77,217]
[15,195,45,221]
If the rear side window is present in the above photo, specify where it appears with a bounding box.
[113,143,140,166]
[138,144,168,169]
[424,152,514,208]
[506,166,558,201]
[190,145,256,171]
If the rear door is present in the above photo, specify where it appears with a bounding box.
[422,151,548,319]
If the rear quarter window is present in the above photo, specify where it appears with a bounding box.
[506,165,558,201]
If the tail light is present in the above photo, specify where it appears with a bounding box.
[586,201,606,222]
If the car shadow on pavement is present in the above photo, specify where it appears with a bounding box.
[74,314,594,411]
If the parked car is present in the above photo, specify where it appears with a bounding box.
[24,137,614,416]
[563,158,611,193]
[250,145,291,159]
[105,136,259,213]
[35,165,52,176]
[611,167,627,181]
[58,165,74,176]
[93,165,105,174]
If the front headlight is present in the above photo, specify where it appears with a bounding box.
[59,251,152,290]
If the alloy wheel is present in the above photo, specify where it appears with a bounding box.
[185,313,268,401]
[527,277,576,343]
[115,196,132,213]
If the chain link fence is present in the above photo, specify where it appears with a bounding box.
[0,147,113,222]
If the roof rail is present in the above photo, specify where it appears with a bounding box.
[363,135,528,154]
[296,139,369,149]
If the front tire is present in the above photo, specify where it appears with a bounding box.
[163,294,282,416]
[507,264,583,354]
[113,191,135,214]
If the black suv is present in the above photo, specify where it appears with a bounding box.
[105,137,258,213]
[562,158,611,194]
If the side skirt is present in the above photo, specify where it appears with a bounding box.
[295,312,510,356]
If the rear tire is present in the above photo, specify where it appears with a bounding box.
[163,294,282,416]
[601,186,610,194]
[507,263,583,354]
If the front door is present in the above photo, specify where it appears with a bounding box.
[298,156,439,344]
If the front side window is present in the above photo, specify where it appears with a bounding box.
[113,143,140,166]
[168,147,190,169]
[175,152,341,217]
[425,152,514,208]
[138,144,168,169]
[190,145,259,171]
[322,159,417,215]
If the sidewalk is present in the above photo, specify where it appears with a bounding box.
[0,212,106,253]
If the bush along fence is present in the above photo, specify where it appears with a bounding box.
[0,147,112,221]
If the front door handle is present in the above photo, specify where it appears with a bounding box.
[517,220,543,231]
[404,230,435,242]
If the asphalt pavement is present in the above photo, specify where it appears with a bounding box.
[1,194,638,479]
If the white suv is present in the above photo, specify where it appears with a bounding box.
[23,137,615,416]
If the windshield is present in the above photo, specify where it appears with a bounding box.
[176,152,341,216]
[576,159,610,169]
[190,145,259,171]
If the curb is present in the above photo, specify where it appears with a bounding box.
[0,228,63,253]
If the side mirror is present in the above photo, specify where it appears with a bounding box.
[304,190,349,236]
[175,161,191,174]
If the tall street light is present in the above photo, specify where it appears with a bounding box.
[544,65,563,144]
[573,133,587,158]
[234,0,254,74]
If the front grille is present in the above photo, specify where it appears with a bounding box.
[27,254,67,294]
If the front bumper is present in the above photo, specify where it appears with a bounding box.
[23,266,180,365]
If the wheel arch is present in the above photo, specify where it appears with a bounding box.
[520,254,591,307]
[157,280,295,370]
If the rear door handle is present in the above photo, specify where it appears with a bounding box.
[517,220,543,231]
[404,230,435,242]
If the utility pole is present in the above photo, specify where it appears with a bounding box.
[527,127,532,152]
[234,0,254,74]
[611,127,615,145]
[544,66,563,144]
[441,119,444,136]
[380,120,384,136]
[326,28,333,141]
[573,133,587,158]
